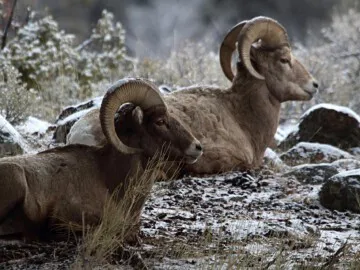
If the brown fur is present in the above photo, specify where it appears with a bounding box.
[0,106,201,240]
[68,44,316,175]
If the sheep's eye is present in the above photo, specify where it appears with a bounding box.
[155,119,165,126]
[280,58,290,64]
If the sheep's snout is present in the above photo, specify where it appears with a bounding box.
[303,78,319,99]
[184,139,203,164]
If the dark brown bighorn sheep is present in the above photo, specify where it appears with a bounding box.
[0,78,202,239]
[67,16,318,175]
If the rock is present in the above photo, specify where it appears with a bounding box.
[283,163,339,184]
[53,96,102,143]
[280,142,353,166]
[279,103,360,151]
[0,115,29,157]
[56,96,103,122]
[16,116,53,137]
[331,159,360,172]
[263,148,286,168]
[319,169,360,213]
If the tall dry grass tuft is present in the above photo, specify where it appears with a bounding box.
[70,146,179,268]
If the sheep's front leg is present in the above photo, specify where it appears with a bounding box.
[50,197,105,233]
[0,163,26,224]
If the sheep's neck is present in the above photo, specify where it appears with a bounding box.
[226,77,281,166]
[99,145,145,196]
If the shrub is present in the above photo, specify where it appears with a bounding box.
[2,13,79,91]
[77,9,129,93]
[0,9,129,121]
[129,40,229,88]
[0,61,34,124]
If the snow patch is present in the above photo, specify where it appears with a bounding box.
[16,116,52,135]
[57,107,97,126]
[331,168,360,178]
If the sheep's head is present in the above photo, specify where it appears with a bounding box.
[220,16,318,102]
[100,78,203,164]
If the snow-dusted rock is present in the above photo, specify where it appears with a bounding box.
[331,158,360,172]
[0,115,31,157]
[53,96,102,143]
[320,169,360,213]
[263,148,286,168]
[280,142,353,166]
[279,103,360,151]
[16,116,53,137]
[283,163,339,184]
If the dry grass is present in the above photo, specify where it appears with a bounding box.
[70,147,178,269]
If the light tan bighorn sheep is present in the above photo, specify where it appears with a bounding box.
[67,16,318,175]
[0,78,203,240]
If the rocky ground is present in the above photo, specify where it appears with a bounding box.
[1,103,360,269]
[1,167,359,269]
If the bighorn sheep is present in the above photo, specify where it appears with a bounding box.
[0,78,203,240]
[67,16,318,175]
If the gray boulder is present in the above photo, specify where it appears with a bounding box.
[283,163,339,184]
[331,158,360,172]
[53,96,102,143]
[280,142,353,166]
[319,169,360,213]
[279,103,360,151]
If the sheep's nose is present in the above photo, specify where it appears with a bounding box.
[195,143,203,152]
[313,81,319,89]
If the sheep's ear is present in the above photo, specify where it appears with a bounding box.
[132,106,144,125]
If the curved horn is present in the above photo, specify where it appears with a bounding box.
[100,78,166,154]
[219,21,247,82]
[238,16,290,80]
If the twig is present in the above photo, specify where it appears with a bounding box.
[263,247,285,269]
[1,0,18,50]
[75,38,94,51]
[116,245,149,270]
[0,253,46,267]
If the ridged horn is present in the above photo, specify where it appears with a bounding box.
[238,16,290,80]
[100,78,166,154]
[219,21,247,82]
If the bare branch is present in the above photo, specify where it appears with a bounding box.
[1,0,18,50]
